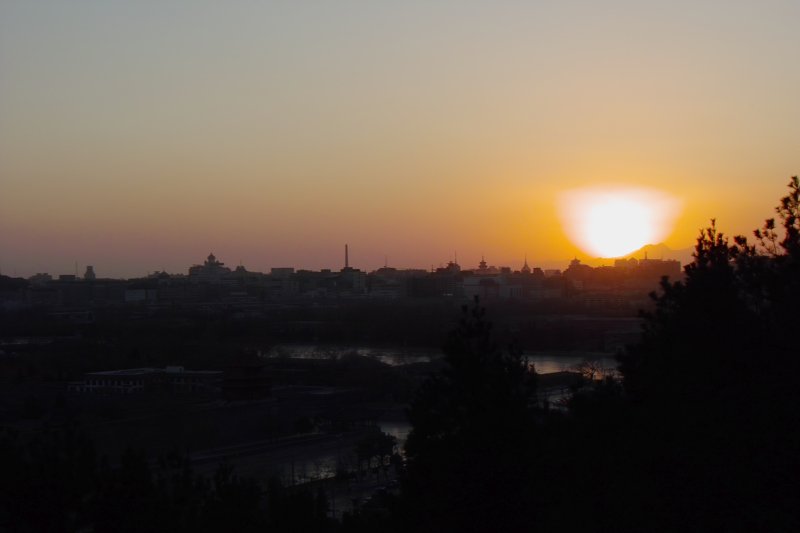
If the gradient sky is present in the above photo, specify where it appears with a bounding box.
[2,1,799,278]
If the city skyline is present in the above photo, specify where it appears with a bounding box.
[6,242,692,280]
[2,1,799,278]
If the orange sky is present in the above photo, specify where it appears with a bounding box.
[1,1,799,277]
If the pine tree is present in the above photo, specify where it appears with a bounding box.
[401,299,537,533]
[617,178,800,531]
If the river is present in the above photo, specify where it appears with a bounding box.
[265,344,619,376]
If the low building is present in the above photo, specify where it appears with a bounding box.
[68,366,223,394]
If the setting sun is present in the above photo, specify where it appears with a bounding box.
[558,187,683,258]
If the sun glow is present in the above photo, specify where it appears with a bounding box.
[558,187,682,258]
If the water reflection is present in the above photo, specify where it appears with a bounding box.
[266,345,434,366]
[378,421,411,451]
[525,352,619,378]
[266,344,619,378]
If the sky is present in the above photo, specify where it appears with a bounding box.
[1,1,799,278]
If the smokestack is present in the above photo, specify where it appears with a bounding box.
[345,244,349,269]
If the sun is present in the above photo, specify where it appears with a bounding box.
[558,187,682,258]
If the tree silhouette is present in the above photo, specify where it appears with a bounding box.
[617,178,800,531]
[401,298,538,532]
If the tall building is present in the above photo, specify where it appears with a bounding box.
[339,244,366,294]
[521,255,532,274]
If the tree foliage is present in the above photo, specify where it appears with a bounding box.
[401,299,538,532]
[0,426,334,533]
[617,177,800,531]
